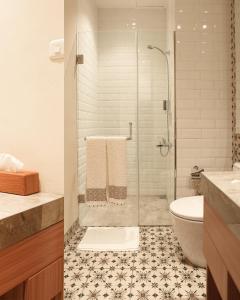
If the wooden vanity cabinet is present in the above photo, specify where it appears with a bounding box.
[204,200,240,300]
[0,221,64,300]
[24,257,63,300]
[0,285,25,300]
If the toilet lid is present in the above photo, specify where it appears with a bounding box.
[170,196,204,221]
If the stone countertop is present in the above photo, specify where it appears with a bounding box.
[201,171,240,239]
[0,193,64,251]
[201,171,240,208]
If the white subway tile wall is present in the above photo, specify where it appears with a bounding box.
[98,8,169,196]
[77,0,232,200]
[176,0,232,197]
[97,28,138,195]
[77,0,99,195]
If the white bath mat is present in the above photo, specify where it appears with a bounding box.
[78,227,139,251]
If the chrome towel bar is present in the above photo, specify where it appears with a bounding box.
[84,122,133,141]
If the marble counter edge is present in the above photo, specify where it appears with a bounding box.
[201,172,240,238]
[0,194,64,251]
[201,172,240,210]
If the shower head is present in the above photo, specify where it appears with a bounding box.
[147,45,170,56]
[147,45,154,50]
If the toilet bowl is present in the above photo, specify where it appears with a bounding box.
[170,195,205,268]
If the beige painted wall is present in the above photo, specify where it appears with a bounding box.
[0,1,64,193]
[65,0,79,233]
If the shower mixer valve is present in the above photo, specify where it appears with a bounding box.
[156,137,172,149]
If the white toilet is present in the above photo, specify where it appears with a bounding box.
[170,163,240,268]
[170,195,205,268]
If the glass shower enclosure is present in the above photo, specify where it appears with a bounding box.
[77,4,175,227]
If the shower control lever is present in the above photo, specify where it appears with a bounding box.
[156,138,171,148]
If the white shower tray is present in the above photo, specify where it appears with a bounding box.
[78,226,139,251]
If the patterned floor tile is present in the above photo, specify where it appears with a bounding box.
[134,250,186,270]
[64,267,92,300]
[64,226,206,300]
[130,268,206,300]
[89,251,137,269]
[79,267,133,299]
[65,250,96,269]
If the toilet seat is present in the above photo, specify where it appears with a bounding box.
[170,196,203,222]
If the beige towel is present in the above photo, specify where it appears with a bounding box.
[86,137,107,206]
[107,137,127,204]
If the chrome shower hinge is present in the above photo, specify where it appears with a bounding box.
[76,54,84,64]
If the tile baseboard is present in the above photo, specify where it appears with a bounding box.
[64,218,79,245]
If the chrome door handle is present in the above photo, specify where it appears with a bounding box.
[126,122,133,141]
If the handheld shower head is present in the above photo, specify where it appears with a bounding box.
[147,45,154,50]
[147,45,170,56]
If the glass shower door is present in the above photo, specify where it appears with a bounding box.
[77,30,139,227]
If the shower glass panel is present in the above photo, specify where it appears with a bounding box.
[138,30,171,226]
[78,30,139,227]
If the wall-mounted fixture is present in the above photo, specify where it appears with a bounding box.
[49,38,64,61]
[191,165,204,195]
[191,165,204,179]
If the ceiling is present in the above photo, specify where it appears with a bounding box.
[96,0,168,8]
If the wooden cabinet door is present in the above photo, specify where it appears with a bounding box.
[0,284,24,300]
[24,257,63,300]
